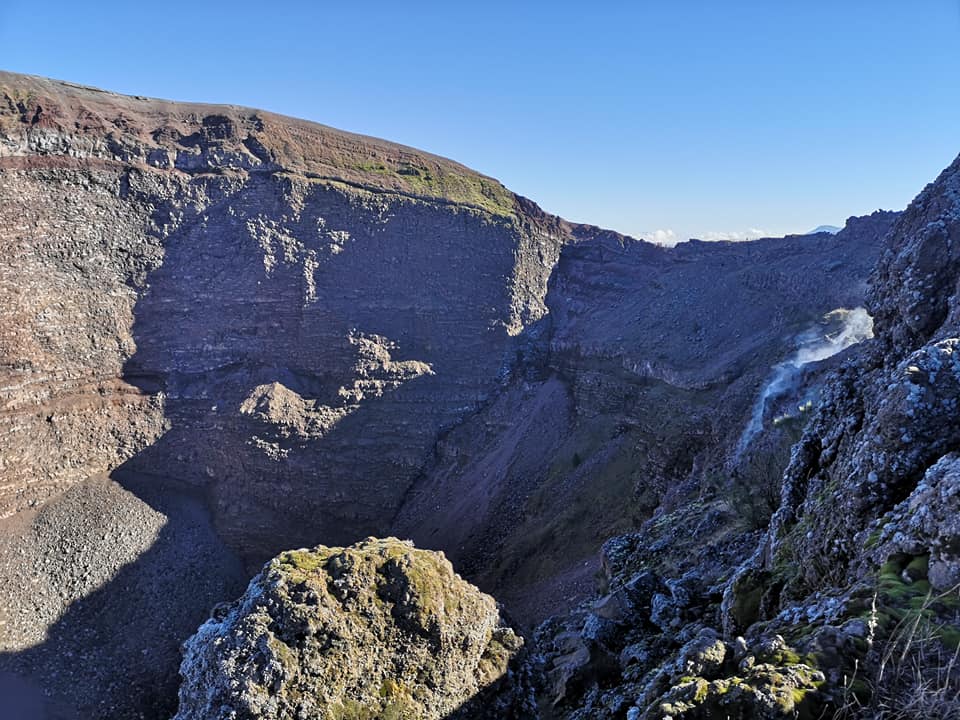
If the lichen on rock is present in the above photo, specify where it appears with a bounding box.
[174,537,523,720]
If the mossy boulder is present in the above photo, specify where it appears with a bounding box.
[867,454,960,592]
[174,537,522,720]
[722,567,772,635]
[678,628,728,679]
[644,662,826,720]
[871,552,960,649]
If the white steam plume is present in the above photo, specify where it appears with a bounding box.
[735,307,874,456]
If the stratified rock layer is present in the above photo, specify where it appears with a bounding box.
[0,70,559,719]
[174,538,522,720]
[0,71,565,561]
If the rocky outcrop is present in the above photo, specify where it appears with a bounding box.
[762,154,960,603]
[174,538,523,720]
[531,154,960,719]
[724,153,960,718]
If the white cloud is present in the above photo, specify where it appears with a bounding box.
[699,228,769,242]
[639,227,778,246]
[642,228,679,246]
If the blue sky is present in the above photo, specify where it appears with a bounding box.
[2,1,959,243]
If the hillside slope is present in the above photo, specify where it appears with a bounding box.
[396,213,895,622]
[0,72,898,717]
[531,154,960,719]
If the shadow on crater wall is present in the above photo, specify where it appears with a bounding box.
[0,171,544,718]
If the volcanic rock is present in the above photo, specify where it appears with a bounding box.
[174,538,522,720]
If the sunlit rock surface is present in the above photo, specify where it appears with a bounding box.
[175,538,523,720]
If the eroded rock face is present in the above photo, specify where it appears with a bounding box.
[0,71,561,719]
[0,71,566,561]
[395,213,895,624]
[528,155,960,720]
[175,538,523,720]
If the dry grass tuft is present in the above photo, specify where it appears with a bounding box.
[833,586,960,719]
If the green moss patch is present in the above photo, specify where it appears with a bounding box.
[873,554,960,649]
[655,663,826,719]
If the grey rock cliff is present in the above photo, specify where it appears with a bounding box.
[0,70,560,718]
[0,71,565,561]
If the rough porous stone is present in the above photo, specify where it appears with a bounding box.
[174,538,522,720]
